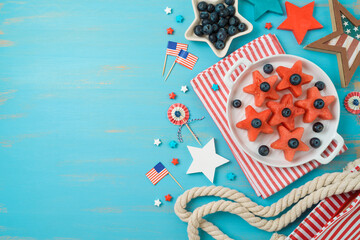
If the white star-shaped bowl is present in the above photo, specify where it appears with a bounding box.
[185,0,253,58]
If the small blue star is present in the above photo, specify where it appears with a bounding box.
[245,0,283,21]
[176,15,184,23]
[169,140,178,148]
[226,172,236,181]
[212,84,219,91]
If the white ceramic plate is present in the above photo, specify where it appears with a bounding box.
[226,54,344,168]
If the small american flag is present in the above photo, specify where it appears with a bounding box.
[166,41,188,56]
[176,50,198,70]
[146,162,169,185]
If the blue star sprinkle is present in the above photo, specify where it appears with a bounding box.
[244,0,283,21]
[169,140,178,148]
[176,15,184,23]
[212,84,219,91]
[226,172,236,181]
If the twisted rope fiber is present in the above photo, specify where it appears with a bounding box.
[174,159,360,240]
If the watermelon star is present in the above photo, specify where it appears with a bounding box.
[276,60,313,97]
[236,105,273,141]
[243,70,279,107]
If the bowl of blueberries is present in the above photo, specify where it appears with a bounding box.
[185,0,253,58]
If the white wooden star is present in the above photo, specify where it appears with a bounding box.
[181,85,188,93]
[154,139,162,146]
[164,7,172,15]
[344,21,349,26]
[186,138,229,183]
[154,199,162,207]
[354,26,359,32]
[346,29,351,34]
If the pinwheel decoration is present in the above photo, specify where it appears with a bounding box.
[344,92,360,120]
[167,103,203,145]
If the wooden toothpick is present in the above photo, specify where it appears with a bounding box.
[162,54,168,76]
[185,123,201,146]
[168,172,183,190]
[164,60,176,81]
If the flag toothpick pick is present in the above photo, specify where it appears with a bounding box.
[163,41,188,77]
[146,162,183,189]
[164,49,198,81]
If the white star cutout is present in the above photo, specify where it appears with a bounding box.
[342,14,346,19]
[356,34,360,39]
[186,138,229,183]
[344,21,349,26]
[181,85,188,93]
[164,7,172,15]
[346,29,351,34]
[354,26,359,32]
[154,139,162,146]
[154,199,162,207]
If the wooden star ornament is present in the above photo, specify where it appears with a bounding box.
[305,0,360,87]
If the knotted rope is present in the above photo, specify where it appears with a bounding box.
[174,159,360,240]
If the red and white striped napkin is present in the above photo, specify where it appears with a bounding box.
[190,34,347,198]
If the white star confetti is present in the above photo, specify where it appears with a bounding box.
[154,139,162,146]
[154,199,162,207]
[344,21,349,26]
[354,26,359,32]
[164,7,172,15]
[346,29,351,34]
[181,85,188,93]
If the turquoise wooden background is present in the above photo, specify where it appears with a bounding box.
[0,0,359,239]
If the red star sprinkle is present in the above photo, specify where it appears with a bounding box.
[295,87,335,123]
[169,92,176,99]
[277,1,323,44]
[167,27,174,35]
[265,22,272,30]
[271,126,309,162]
[165,194,172,201]
[172,158,179,165]
[276,60,313,97]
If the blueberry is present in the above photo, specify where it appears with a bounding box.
[290,74,301,85]
[229,16,240,26]
[263,64,273,74]
[207,4,215,12]
[228,25,237,36]
[209,33,217,43]
[217,28,227,41]
[232,99,242,108]
[238,23,247,32]
[215,3,225,12]
[210,12,219,23]
[202,24,213,35]
[194,25,203,36]
[251,118,262,128]
[219,8,230,18]
[197,1,208,11]
[227,6,235,16]
[310,137,321,148]
[202,19,212,25]
[258,145,270,156]
[200,12,209,19]
[288,138,299,149]
[225,0,235,5]
[212,23,219,32]
[260,82,270,92]
[215,40,225,50]
[313,99,325,109]
[218,17,228,27]
[282,108,292,117]
[315,81,325,91]
[313,122,324,133]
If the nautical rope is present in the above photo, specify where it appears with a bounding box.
[174,159,360,240]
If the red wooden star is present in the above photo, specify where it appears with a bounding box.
[265,22,272,30]
[167,27,174,35]
[165,194,172,201]
[169,92,176,99]
[277,1,323,44]
[171,158,179,165]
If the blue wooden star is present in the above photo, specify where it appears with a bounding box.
[226,172,236,181]
[212,84,219,91]
[244,0,283,21]
[169,140,178,148]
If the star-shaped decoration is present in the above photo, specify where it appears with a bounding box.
[167,27,174,35]
[244,0,283,21]
[169,140,178,148]
[354,26,358,32]
[276,60,313,97]
[295,87,335,123]
[187,138,229,183]
[154,139,162,146]
[212,84,219,91]
[277,1,323,44]
[305,0,360,87]
[266,94,305,130]
[171,158,179,165]
[271,126,309,162]
[154,199,162,207]
[346,29,351,34]
[236,106,273,141]
[164,7,172,15]
[165,194,172,201]
[226,172,236,181]
[181,85,188,93]
[176,15,184,23]
[265,22,272,30]
[243,70,279,107]
[169,92,176,99]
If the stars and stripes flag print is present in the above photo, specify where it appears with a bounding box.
[166,41,188,56]
[176,50,198,70]
[146,162,169,185]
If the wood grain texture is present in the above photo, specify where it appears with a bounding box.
[0,0,359,239]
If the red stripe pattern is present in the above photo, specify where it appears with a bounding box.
[190,34,347,198]
[146,168,169,185]
[166,42,188,56]
[176,51,198,70]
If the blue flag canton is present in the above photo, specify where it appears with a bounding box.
[167,41,177,50]
[178,50,189,59]
[154,162,165,173]
[341,13,360,39]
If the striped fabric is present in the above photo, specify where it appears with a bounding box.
[190,34,347,198]
[327,33,360,68]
